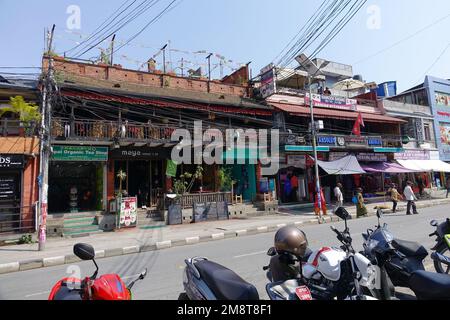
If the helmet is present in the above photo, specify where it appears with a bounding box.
[274,226,308,257]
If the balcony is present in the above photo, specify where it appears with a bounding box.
[0,119,38,137]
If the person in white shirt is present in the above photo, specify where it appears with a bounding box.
[404,181,419,215]
[333,183,344,213]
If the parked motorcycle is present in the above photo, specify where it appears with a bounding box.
[265,208,379,300]
[49,243,147,300]
[429,218,450,274]
[362,209,450,300]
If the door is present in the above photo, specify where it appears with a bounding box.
[0,172,21,233]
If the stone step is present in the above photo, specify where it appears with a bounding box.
[63,225,102,236]
[63,217,98,227]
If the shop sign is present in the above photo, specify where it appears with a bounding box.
[52,146,108,162]
[357,153,387,162]
[110,147,171,160]
[118,197,138,229]
[394,150,430,160]
[0,154,25,169]
[305,93,358,111]
[286,155,306,168]
[435,92,450,107]
[260,64,276,99]
[0,177,16,200]
[166,160,178,177]
[367,137,383,147]
[345,136,368,148]
[317,136,337,146]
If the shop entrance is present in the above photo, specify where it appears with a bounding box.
[49,162,104,214]
[0,172,21,233]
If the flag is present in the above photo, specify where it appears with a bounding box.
[352,113,365,136]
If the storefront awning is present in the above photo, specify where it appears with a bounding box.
[361,162,418,173]
[396,160,450,173]
[315,155,366,175]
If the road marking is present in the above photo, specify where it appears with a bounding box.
[25,290,50,298]
[233,251,266,259]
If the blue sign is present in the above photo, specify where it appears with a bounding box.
[318,136,337,146]
[367,137,383,147]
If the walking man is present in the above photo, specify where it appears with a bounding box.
[388,183,400,213]
[404,181,419,215]
[334,183,344,213]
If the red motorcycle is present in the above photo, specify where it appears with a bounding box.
[49,243,147,300]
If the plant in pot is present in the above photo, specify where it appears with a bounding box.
[0,96,41,136]
[173,166,204,196]
[218,166,235,192]
[116,169,127,198]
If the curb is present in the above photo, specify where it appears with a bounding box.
[0,200,449,275]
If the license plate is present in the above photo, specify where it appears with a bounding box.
[295,286,312,301]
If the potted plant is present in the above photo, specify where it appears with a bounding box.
[0,96,41,136]
[116,169,127,198]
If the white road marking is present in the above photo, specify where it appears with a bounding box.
[233,251,267,259]
[25,290,50,298]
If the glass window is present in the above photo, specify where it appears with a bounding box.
[424,123,431,141]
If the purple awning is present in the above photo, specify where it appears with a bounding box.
[361,162,417,173]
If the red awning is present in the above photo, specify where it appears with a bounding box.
[61,90,273,116]
[269,102,405,124]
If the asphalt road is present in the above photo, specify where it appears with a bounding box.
[0,204,448,300]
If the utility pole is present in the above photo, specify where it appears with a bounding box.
[38,24,56,251]
[206,53,213,81]
[110,34,116,66]
[181,58,184,77]
[161,44,168,74]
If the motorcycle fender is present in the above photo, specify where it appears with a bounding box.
[354,253,380,290]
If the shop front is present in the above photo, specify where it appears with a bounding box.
[109,147,171,208]
[0,154,26,233]
[49,146,108,214]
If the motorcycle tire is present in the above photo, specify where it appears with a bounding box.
[433,244,450,274]
[178,292,190,300]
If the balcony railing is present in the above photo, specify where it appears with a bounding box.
[0,119,39,137]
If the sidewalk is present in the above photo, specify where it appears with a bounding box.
[1,197,449,275]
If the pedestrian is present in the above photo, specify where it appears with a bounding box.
[314,188,328,216]
[355,187,368,218]
[388,183,400,213]
[334,183,344,213]
[446,178,450,198]
[404,181,419,215]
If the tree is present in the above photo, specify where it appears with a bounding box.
[0,96,41,125]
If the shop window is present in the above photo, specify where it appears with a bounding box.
[424,123,431,141]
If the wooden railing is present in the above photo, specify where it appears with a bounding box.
[163,192,232,209]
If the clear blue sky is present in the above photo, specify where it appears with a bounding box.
[0,0,449,92]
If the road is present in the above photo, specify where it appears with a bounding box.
[0,204,448,300]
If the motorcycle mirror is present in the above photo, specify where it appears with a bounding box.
[334,207,351,221]
[376,208,384,219]
[74,243,95,261]
[430,220,439,227]
[139,268,148,280]
[267,247,277,256]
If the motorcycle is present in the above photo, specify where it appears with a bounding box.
[362,209,450,300]
[265,207,379,300]
[429,218,450,274]
[49,243,147,300]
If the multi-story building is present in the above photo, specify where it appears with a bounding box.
[0,77,40,237]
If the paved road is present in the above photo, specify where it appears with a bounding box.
[0,204,448,300]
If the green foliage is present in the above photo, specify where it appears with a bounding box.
[0,96,41,125]
[173,166,204,196]
[18,234,34,245]
[116,169,127,197]
[218,166,235,192]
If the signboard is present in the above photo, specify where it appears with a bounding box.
[52,146,108,162]
[305,93,357,111]
[345,136,368,148]
[415,118,425,145]
[329,152,387,162]
[166,160,178,177]
[260,64,276,99]
[394,150,430,160]
[436,92,450,107]
[367,137,383,147]
[317,136,337,146]
[286,155,306,168]
[0,154,25,169]
[118,197,138,228]
[0,177,16,200]
[110,147,171,160]
[439,122,450,161]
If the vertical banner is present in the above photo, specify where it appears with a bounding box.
[166,160,178,177]
[118,197,138,228]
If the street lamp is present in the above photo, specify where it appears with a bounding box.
[295,54,330,223]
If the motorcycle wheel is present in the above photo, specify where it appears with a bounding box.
[433,244,450,274]
[178,292,190,300]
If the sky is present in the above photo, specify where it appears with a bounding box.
[0,0,449,92]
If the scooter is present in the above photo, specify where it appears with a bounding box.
[362,209,450,300]
[265,207,379,301]
[429,218,450,274]
[49,243,147,300]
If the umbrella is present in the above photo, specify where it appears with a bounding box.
[333,78,366,92]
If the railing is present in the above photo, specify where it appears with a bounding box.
[0,119,38,137]
[0,205,36,234]
[163,192,232,209]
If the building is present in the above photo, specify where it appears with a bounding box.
[0,77,40,236]
[42,54,275,236]
[255,58,405,206]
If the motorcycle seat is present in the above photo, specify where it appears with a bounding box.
[392,239,428,258]
[409,270,450,300]
[53,286,82,300]
[195,260,259,300]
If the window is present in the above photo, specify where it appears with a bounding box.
[424,123,431,141]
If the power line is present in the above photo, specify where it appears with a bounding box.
[353,12,450,65]
[416,42,450,83]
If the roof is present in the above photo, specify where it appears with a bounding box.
[269,102,406,123]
